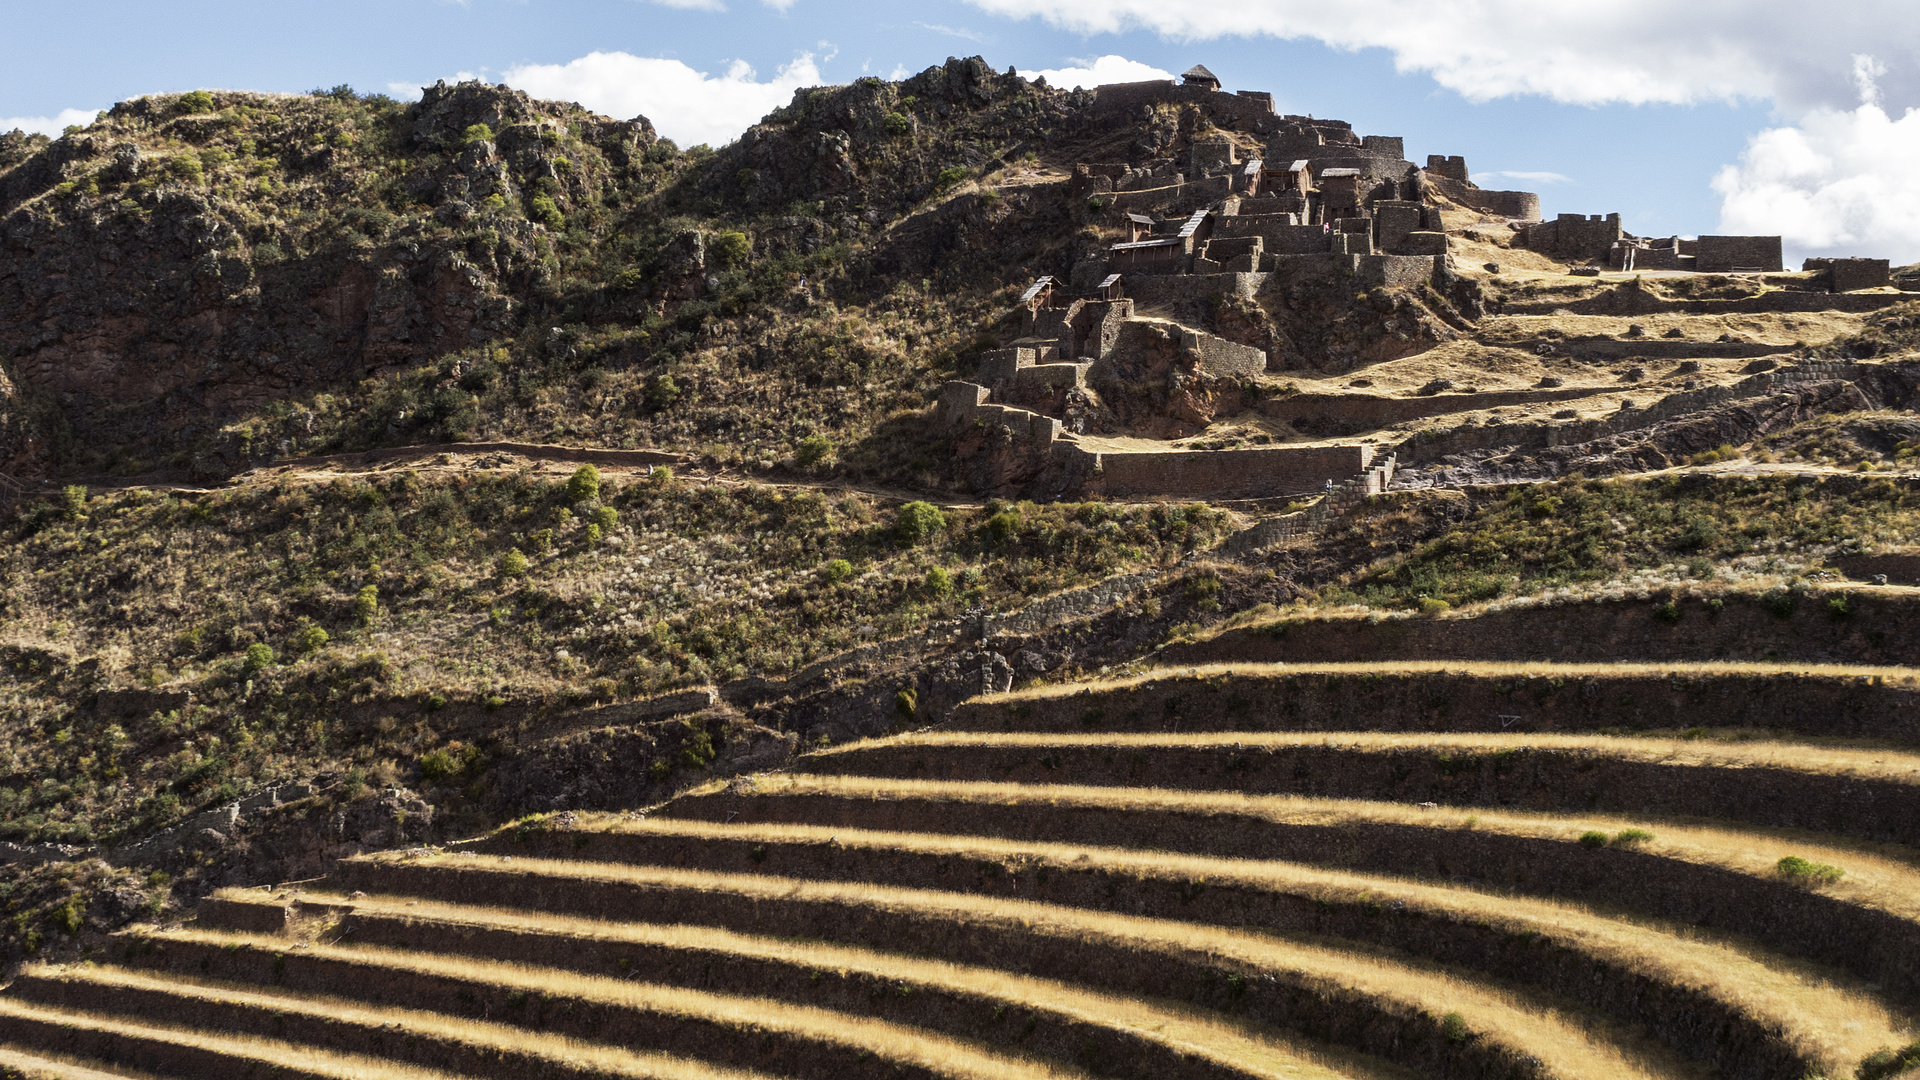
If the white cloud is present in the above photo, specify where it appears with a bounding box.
[963,0,1920,111]
[915,22,988,44]
[1018,55,1174,91]
[1473,170,1573,185]
[499,51,825,148]
[1714,77,1920,264]
[0,107,100,138]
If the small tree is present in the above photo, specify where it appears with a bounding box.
[60,485,86,519]
[500,548,529,577]
[295,625,330,654]
[566,464,601,503]
[895,501,947,547]
[461,123,495,147]
[353,584,379,625]
[795,433,832,468]
[244,643,276,673]
[592,506,619,532]
[709,230,751,267]
[176,90,215,113]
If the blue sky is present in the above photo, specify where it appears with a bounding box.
[4,1,1916,262]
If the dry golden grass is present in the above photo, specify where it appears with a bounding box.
[720,774,1920,921]
[29,960,1065,1080]
[487,819,1913,1072]
[978,660,1920,703]
[0,1045,157,1080]
[338,850,1822,1080]
[152,920,1383,1080]
[0,997,474,1080]
[824,729,1920,782]
[18,964,821,1080]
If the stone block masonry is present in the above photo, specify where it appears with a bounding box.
[1805,257,1891,292]
[1091,443,1375,499]
[1695,236,1783,273]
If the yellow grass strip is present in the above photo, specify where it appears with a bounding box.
[150,922,1379,1080]
[32,961,1078,1080]
[711,774,1920,917]
[339,852,1734,1080]
[0,1044,157,1080]
[0,998,471,1080]
[529,817,1917,1072]
[818,729,1920,781]
[981,661,1920,703]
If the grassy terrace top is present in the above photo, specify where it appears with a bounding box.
[977,660,1920,701]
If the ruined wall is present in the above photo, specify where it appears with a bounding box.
[1126,272,1268,307]
[1517,213,1622,261]
[1354,254,1437,287]
[1695,236,1783,273]
[1218,220,1328,254]
[1092,443,1373,498]
[1806,258,1891,292]
[1177,327,1267,377]
[1425,174,1540,221]
[1373,202,1424,251]
[1426,155,1469,182]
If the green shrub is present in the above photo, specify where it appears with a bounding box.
[708,230,751,267]
[243,643,276,673]
[294,624,330,654]
[934,166,969,193]
[1577,830,1610,849]
[60,485,86,518]
[883,112,911,137]
[611,267,647,292]
[592,506,619,532]
[1829,594,1853,620]
[1858,1041,1920,1080]
[1776,855,1844,885]
[1653,599,1682,623]
[924,567,953,596]
[986,510,1020,544]
[353,584,379,626]
[1440,1011,1469,1044]
[895,687,918,720]
[527,195,565,229]
[500,548,529,577]
[1418,597,1452,616]
[169,155,204,183]
[1613,828,1655,846]
[795,433,832,467]
[648,375,682,411]
[822,558,854,584]
[419,743,477,783]
[680,730,716,769]
[461,123,495,147]
[529,528,555,553]
[895,501,947,546]
[566,464,601,503]
[176,90,215,113]
[53,899,84,936]
[482,193,506,212]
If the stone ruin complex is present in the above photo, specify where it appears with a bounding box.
[934,65,1895,508]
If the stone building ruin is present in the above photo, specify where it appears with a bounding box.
[938,64,1895,503]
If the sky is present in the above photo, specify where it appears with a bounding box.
[3,0,1917,265]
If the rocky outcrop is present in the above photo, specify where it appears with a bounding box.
[0,84,661,479]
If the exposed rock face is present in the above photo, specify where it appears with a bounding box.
[715,57,1083,216]
[0,84,657,478]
